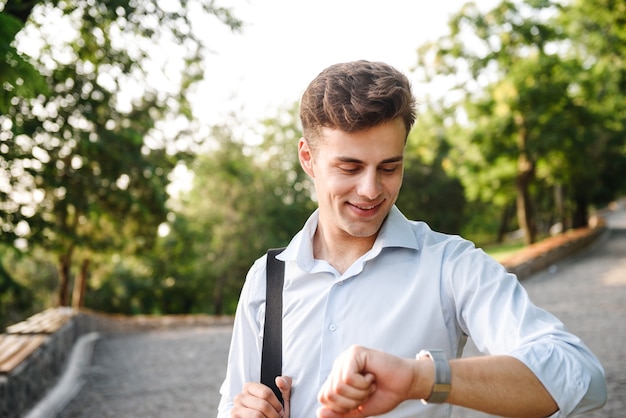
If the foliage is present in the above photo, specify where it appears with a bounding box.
[0,252,33,329]
[0,243,57,328]
[416,0,626,243]
[174,109,314,315]
[558,0,626,221]
[2,0,625,320]
[397,109,467,234]
[0,11,49,113]
[0,0,242,307]
[85,108,315,316]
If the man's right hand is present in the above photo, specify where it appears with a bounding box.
[231,376,292,417]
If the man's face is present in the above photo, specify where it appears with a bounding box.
[298,118,406,242]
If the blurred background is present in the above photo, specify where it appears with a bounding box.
[1,0,625,328]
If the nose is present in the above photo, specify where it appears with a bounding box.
[356,169,382,200]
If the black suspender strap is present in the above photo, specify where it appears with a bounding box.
[261,248,285,405]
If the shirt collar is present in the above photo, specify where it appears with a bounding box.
[278,205,420,272]
[375,205,420,251]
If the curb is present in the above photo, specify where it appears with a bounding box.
[24,332,100,418]
[501,225,607,280]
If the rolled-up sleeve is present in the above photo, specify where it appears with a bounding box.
[445,242,607,416]
[509,335,607,416]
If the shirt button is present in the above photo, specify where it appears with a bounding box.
[337,281,344,286]
[329,324,337,331]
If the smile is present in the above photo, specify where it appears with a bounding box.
[349,202,382,211]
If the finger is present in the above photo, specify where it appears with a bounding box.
[319,370,375,405]
[316,406,367,418]
[276,376,292,417]
[335,347,375,391]
[238,382,284,417]
[316,406,341,418]
[234,395,279,418]
[318,382,370,413]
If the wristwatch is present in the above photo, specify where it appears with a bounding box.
[417,349,451,404]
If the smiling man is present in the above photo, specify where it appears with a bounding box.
[299,117,406,274]
[217,60,606,418]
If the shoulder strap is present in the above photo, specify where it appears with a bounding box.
[261,248,285,405]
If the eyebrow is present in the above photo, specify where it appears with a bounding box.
[336,155,404,164]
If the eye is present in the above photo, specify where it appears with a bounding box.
[379,165,400,174]
[339,165,361,174]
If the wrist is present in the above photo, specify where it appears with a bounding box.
[412,354,436,401]
[416,349,451,404]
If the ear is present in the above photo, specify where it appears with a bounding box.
[298,138,315,178]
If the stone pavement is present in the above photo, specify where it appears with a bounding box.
[53,206,625,418]
[56,326,232,418]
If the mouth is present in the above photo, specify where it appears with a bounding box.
[348,201,383,215]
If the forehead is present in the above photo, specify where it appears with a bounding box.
[316,119,407,161]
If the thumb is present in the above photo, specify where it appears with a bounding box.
[317,406,366,418]
[276,376,292,417]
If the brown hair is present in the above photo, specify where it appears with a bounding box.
[299,60,416,146]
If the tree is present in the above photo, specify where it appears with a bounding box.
[0,9,48,113]
[179,131,267,314]
[558,0,626,221]
[0,253,33,328]
[152,107,315,315]
[397,108,466,234]
[0,0,242,306]
[416,0,600,243]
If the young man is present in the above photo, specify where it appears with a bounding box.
[217,60,606,417]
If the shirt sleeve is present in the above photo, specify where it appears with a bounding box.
[442,239,607,416]
[217,256,267,417]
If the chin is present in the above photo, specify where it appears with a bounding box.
[344,222,383,238]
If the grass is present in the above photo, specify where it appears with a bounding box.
[481,240,527,262]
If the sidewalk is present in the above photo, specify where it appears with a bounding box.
[56,326,232,418]
[52,206,625,418]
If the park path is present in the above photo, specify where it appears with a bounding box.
[56,205,626,418]
[56,326,231,417]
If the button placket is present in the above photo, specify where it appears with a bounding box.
[319,276,352,383]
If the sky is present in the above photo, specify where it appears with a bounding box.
[191,0,497,127]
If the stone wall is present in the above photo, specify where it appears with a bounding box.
[0,310,233,418]
[0,311,117,418]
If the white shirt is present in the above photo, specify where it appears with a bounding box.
[218,206,606,417]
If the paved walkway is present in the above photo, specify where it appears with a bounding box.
[54,207,625,417]
[56,326,231,418]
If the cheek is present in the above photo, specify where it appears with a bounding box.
[316,173,353,197]
[386,175,404,198]
[386,171,403,187]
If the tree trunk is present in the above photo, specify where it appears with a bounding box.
[497,201,515,243]
[57,247,74,306]
[72,259,90,309]
[554,183,565,229]
[572,196,589,228]
[213,275,226,315]
[514,115,536,245]
[515,176,536,244]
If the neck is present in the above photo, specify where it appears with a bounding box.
[312,224,378,275]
